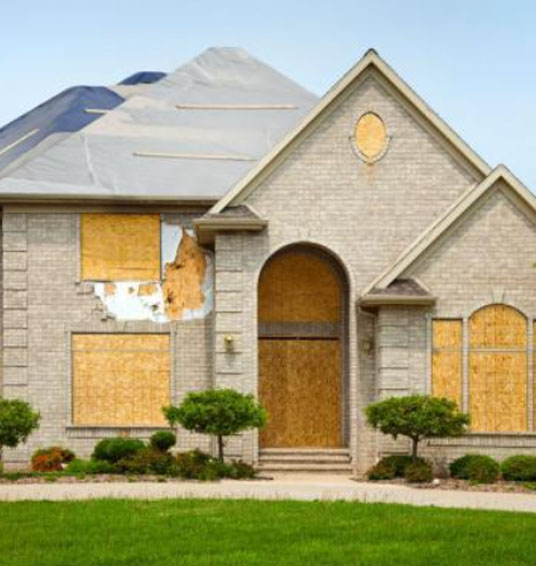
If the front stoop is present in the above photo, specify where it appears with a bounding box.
[257,448,352,474]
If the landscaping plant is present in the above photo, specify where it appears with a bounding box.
[31,446,75,472]
[164,389,267,462]
[150,431,176,452]
[404,459,433,483]
[0,399,40,455]
[365,395,469,462]
[92,437,145,464]
[449,454,500,484]
[500,455,536,482]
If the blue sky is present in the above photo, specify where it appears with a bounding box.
[2,0,536,187]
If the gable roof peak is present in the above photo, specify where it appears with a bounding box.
[210,48,491,214]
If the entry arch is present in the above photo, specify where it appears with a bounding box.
[257,244,349,448]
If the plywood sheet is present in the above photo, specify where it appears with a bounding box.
[470,352,527,432]
[354,113,386,160]
[470,304,526,348]
[81,214,160,281]
[259,339,341,448]
[258,251,341,323]
[432,320,462,405]
[72,333,170,426]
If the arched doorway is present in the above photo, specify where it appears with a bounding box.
[257,245,348,448]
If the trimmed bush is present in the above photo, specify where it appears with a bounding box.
[227,460,256,479]
[501,455,536,482]
[149,431,176,452]
[164,389,267,462]
[118,448,173,475]
[405,459,433,483]
[367,460,396,480]
[31,446,75,472]
[171,449,213,479]
[168,449,256,481]
[367,455,426,481]
[65,458,117,475]
[0,399,40,450]
[366,395,469,461]
[449,454,500,484]
[92,437,145,464]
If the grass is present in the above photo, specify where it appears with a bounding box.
[0,500,535,566]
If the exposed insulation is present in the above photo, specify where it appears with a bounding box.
[469,305,527,432]
[81,214,161,281]
[138,283,157,296]
[432,320,462,405]
[258,251,341,323]
[72,333,170,426]
[259,339,341,448]
[104,283,116,297]
[162,229,207,320]
[354,112,386,160]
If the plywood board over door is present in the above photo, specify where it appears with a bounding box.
[259,339,341,448]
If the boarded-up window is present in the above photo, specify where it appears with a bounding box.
[81,214,160,281]
[469,305,527,432]
[432,320,462,406]
[72,334,170,426]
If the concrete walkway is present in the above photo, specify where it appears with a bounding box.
[0,475,535,513]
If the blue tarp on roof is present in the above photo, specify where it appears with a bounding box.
[0,86,124,172]
[119,71,166,85]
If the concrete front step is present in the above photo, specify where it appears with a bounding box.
[258,448,352,473]
[257,462,353,473]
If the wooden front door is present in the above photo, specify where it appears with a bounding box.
[258,248,345,448]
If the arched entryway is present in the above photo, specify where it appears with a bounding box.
[257,245,348,448]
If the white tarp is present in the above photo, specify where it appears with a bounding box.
[0,48,317,200]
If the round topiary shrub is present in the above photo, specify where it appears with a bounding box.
[449,454,500,484]
[501,455,536,482]
[366,460,396,480]
[92,437,145,464]
[404,459,433,483]
[31,446,75,472]
[150,431,176,452]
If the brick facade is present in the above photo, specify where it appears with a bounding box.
[2,65,536,474]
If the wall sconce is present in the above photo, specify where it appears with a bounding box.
[224,334,235,353]
[360,338,374,354]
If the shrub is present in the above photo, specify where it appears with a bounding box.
[164,389,267,462]
[365,395,469,461]
[171,449,213,479]
[31,446,75,472]
[450,454,500,484]
[367,455,424,481]
[118,448,173,475]
[367,460,396,480]
[227,460,256,479]
[92,437,145,463]
[501,455,536,482]
[149,431,176,452]
[65,458,117,475]
[0,399,40,451]
[405,459,433,483]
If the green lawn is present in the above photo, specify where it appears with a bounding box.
[0,499,534,565]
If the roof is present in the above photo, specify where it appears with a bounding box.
[362,165,536,294]
[358,278,435,306]
[209,48,492,214]
[0,47,317,202]
[0,71,167,177]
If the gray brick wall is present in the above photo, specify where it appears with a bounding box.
[212,75,478,472]
[2,212,213,469]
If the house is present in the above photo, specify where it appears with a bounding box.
[1,47,536,474]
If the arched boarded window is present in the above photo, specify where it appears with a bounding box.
[469,305,527,432]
